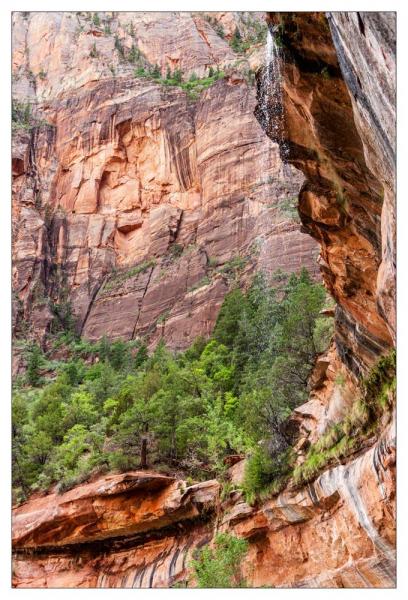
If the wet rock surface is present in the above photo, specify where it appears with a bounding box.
[12,11,396,589]
[260,11,395,376]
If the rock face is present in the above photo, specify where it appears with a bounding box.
[327,13,396,346]
[260,11,395,377]
[12,11,319,353]
[226,417,396,588]
[12,11,396,589]
[12,418,395,588]
[12,472,220,588]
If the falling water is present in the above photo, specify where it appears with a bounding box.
[252,23,299,280]
[259,26,292,207]
[262,27,288,160]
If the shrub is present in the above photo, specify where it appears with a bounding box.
[321,66,330,79]
[12,100,31,130]
[89,42,98,58]
[114,35,125,59]
[103,259,156,292]
[92,13,100,27]
[150,64,161,78]
[191,533,248,588]
[243,445,294,503]
[175,68,184,82]
[313,316,334,353]
[213,288,247,348]
[218,256,248,277]
[215,24,225,38]
[25,343,44,387]
[169,243,183,259]
[128,44,140,64]
[188,275,211,293]
[134,66,147,77]
[108,452,139,472]
[242,446,273,503]
[230,27,243,52]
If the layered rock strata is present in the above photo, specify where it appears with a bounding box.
[260,11,395,376]
[12,11,318,354]
[11,11,396,589]
[12,417,395,587]
[12,472,220,588]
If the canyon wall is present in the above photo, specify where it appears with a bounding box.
[12,11,318,358]
[13,413,395,588]
[261,11,395,377]
[12,11,396,589]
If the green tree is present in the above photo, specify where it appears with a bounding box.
[128,43,140,64]
[25,343,43,386]
[213,289,247,348]
[59,359,85,386]
[114,35,125,58]
[12,267,332,500]
[173,68,182,83]
[191,533,248,588]
[31,381,70,443]
[63,390,98,429]
[134,343,148,368]
[230,27,243,52]
[150,64,161,78]
[109,339,131,370]
[92,13,100,27]
[84,361,119,406]
[12,393,30,497]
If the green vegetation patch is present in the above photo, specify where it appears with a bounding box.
[191,533,249,588]
[12,100,54,133]
[12,101,32,131]
[12,269,333,506]
[188,275,211,292]
[134,65,225,100]
[293,350,395,486]
[103,259,156,292]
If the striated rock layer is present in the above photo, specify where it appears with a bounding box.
[12,11,396,589]
[260,11,395,377]
[12,416,395,587]
[12,11,318,356]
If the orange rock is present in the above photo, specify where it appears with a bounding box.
[259,12,395,376]
[12,11,319,350]
[12,421,395,588]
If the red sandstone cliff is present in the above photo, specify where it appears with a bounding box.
[12,11,396,589]
[12,11,318,361]
[12,413,395,587]
[261,11,395,377]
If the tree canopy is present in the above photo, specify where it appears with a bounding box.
[12,269,333,503]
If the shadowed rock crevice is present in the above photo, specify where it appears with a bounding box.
[256,11,395,376]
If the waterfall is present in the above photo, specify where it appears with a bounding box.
[258,27,283,205]
[263,27,288,159]
[259,26,291,204]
